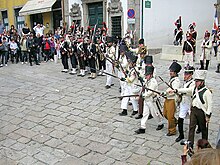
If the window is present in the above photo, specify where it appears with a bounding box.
[14,8,25,30]
[1,10,9,31]
[111,16,121,37]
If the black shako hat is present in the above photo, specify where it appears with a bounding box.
[169,61,182,73]
[145,65,154,75]
[144,55,153,64]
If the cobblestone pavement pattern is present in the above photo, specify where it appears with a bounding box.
[0,51,220,165]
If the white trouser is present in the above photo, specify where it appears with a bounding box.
[121,85,138,111]
[118,70,126,96]
[179,102,190,118]
[184,51,194,67]
[141,99,163,129]
[106,60,113,86]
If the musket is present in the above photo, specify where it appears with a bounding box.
[107,94,139,100]
[158,76,182,102]
[135,83,165,98]
[102,71,120,79]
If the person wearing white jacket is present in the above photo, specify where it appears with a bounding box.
[175,66,195,142]
[105,37,116,89]
[175,70,212,147]
[200,31,212,70]
[135,66,164,134]
[161,61,181,136]
[119,55,139,116]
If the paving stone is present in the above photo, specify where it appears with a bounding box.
[0,124,19,135]
[49,130,68,139]
[1,147,26,161]
[81,152,107,164]
[147,149,162,159]
[86,141,113,154]
[58,143,90,158]
[72,137,91,147]
[107,139,129,149]
[126,153,152,164]
[88,133,111,144]
[17,136,31,144]
[110,133,136,143]
[32,134,52,144]
[34,150,59,164]
[7,132,22,140]
[1,138,17,147]
[61,134,76,143]
[44,138,63,148]
[18,155,38,165]
[15,128,38,139]
[55,156,88,165]
[20,120,38,129]
[106,147,132,161]
[10,142,26,151]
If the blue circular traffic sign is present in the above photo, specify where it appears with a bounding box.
[127,9,135,18]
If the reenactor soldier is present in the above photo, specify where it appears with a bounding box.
[136,55,156,119]
[161,61,181,136]
[119,53,139,116]
[87,39,97,79]
[174,66,195,142]
[182,32,196,67]
[105,36,116,89]
[174,70,212,148]
[77,38,86,76]
[96,37,106,76]
[118,44,129,96]
[68,36,78,75]
[135,65,164,134]
[60,36,69,73]
[173,16,183,46]
[200,31,212,70]
[188,22,197,55]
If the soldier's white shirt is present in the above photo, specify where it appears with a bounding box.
[179,78,195,104]
[107,45,116,60]
[200,39,212,60]
[143,77,158,101]
[165,76,181,100]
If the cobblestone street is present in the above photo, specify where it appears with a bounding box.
[0,53,220,165]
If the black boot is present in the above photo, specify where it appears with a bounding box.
[205,60,209,70]
[119,109,127,116]
[175,118,184,142]
[200,60,204,70]
[135,128,145,134]
[135,114,143,119]
[156,124,164,131]
[216,64,220,73]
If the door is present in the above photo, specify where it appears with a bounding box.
[111,16,121,37]
[88,2,103,28]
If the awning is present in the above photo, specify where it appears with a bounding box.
[19,0,57,16]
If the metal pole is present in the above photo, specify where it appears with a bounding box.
[141,0,144,38]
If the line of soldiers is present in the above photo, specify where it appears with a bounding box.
[57,23,213,148]
[102,37,213,149]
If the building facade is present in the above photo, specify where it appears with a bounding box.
[0,0,62,35]
[67,0,218,47]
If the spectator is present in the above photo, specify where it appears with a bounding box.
[42,36,51,62]
[1,37,9,66]
[9,25,17,38]
[0,20,5,34]
[20,35,28,64]
[33,23,45,37]
[181,139,212,165]
[22,23,30,36]
[9,38,18,63]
